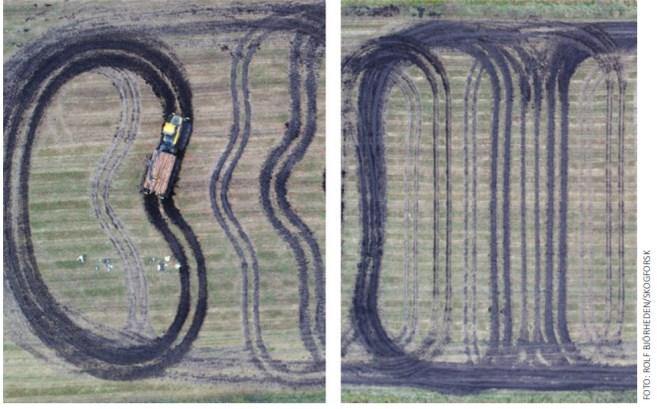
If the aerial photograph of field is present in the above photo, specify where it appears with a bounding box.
[3,0,325,403]
[341,0,637,403]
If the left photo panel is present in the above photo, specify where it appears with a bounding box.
[3,0,325,403]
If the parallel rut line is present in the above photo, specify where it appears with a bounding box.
[342,21,636,392]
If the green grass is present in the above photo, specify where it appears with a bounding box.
[5,384,324,403]
[5,387,324,403]
[342,0,637,20]
[342,385,635,403]
[3,343,324,403]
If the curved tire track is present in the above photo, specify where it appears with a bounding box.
[5,4,325,387]
[209,25,325,385]
[89,67,154,337]
[4,32,205,380]
[342,20,636,392]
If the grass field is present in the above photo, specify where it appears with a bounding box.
[341,0,636,402]
[342,0,636,19]
[342,385,635,403]
[4,344,323,403]
[3,0,325,402]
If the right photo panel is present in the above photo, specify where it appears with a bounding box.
[341,1,637,403]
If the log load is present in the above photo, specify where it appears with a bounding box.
[143,150,176,197]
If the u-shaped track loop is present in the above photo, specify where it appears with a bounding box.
[343,35,452,361]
